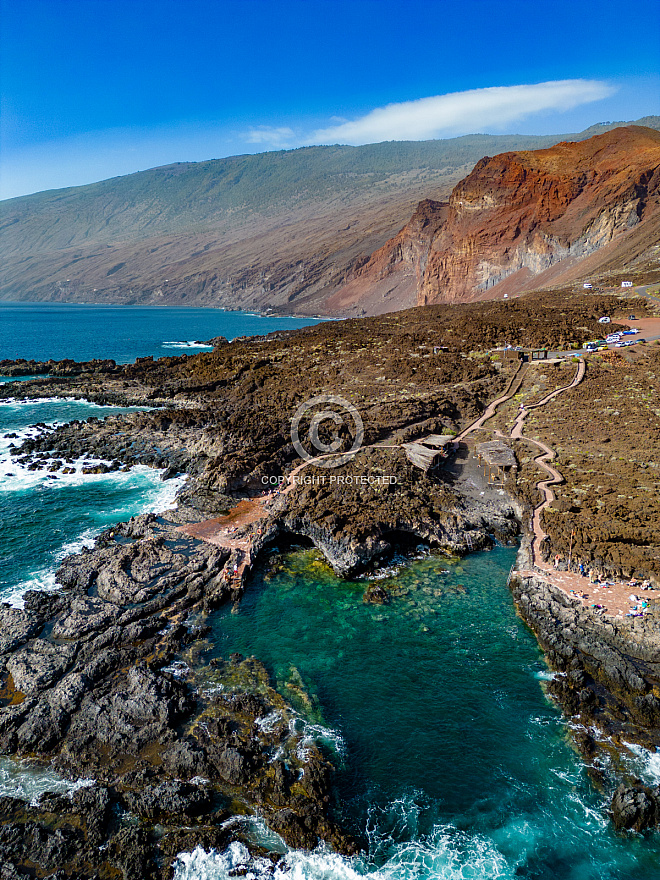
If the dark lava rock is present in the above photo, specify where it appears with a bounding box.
[123,780,212,819]
[611,782,660,831]
[214,746,249,785]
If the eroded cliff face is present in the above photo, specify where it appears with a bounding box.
[334,126,660,308]
[322,199,449,314]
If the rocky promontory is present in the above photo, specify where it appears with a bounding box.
[0,513,355,878]
[2,291,660,873]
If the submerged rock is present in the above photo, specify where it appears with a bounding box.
[363,583,390,604]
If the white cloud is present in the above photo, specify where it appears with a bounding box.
[308,80,616,145]
[246,125,295,147]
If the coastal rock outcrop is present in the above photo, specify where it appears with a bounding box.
[2,290,660,873]
[510,572,660,746]
[611,783,660,832]
[0,514,354,876]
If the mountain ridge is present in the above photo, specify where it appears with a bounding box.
[1,116,659,313]
[327,125,660,314]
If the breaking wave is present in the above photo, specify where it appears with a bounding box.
[162,340,214,349]
[173,805,515,880]
[0,398,185,607]
[0,756,93,806]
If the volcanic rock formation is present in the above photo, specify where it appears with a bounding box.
[329,126,660,311]
[2,120,659,316]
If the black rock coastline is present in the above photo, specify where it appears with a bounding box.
[0,512,356,879]
[0,359,523,876]
[2,319,660,875]
[510,539,660,831]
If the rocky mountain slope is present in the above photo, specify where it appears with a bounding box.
[1,119,658,314]
[329,125,660,314]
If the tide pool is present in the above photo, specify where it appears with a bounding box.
[174,545,660,880]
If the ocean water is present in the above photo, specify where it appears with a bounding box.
[0,302,322,364]
[0,393,191,809]
[173,545,660,880]
[0,397,184,606]
[1,318,660,878]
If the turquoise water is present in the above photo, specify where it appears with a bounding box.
[173,545,660,879]
[0,397,183,605]
[2,315,660,878]
[0,302,322,364]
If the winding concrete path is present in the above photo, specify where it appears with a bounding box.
[500,359,658,616]
[455,361,528,442]
[508,358,585,564]
[179,355,655,616]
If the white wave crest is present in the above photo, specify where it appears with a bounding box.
[174,794,517,880]
[0,421,186,607]
[163,340,214,349]
[622,742,660,785]
[0,756,94,806]
[174,825,513,880]
[174,841,374,880]
[288,716,346,762]
[2,469,184,608]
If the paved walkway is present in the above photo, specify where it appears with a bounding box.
[455,361,528,442]
[509,359,585,565]
[179,494,276,587]
[496,359,659,617]
[177,355,657,617]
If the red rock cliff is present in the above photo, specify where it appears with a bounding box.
[331,126,660,310]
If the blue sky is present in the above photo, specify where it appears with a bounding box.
[1,0,658,199]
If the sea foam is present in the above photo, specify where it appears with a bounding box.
[163,340,214,349]
[173,823,514,880]
[0,756,93,806]
[0,406,185,607]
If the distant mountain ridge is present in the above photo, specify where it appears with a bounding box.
[1,116,659,314]
[327,125,660,314]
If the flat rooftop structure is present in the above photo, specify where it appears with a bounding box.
[502,348,548,362]
[475,440,517,471]
[421,434,455,448]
